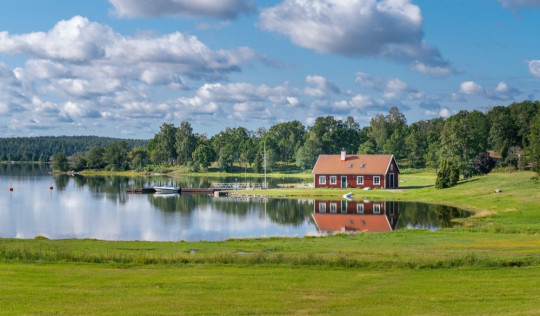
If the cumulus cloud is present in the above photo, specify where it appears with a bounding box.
[355,72,423,100]
[109,0,256,19]
[384,78,423,100]
[529,60,540,77]
[304,75,340,97]
[260,0,453,76]
[487,82,521,100]
[459,81,484,95]
[0,16,259,78]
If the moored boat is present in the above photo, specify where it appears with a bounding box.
[153,186,179,193]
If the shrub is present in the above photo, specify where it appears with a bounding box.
[435,159,459,189]
[472,153,496,175]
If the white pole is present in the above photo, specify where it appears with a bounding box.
[264,142,267,189]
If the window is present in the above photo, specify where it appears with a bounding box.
[330,176,337,185]
[373,176,380,185]
[357,176,364,185]
[319,202,326,213]
[319,176,326,185]
[374,204,381,214]
[356,203,364,214]
[390,164,393,171]
[330,203,337,213]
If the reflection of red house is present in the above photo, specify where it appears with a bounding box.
[312,200,399,233]
[312,152,399,189]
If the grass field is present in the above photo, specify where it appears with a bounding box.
[1,170,539,314]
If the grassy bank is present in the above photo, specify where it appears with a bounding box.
[1,170,539,314]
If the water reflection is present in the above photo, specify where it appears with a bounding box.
[313,200,471,233]
[1,165,472,241]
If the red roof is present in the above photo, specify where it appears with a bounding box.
[312,154,397,175]
[312,214,392,233]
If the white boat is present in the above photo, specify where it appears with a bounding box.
[343,192,353,198]
[153,186,179,193]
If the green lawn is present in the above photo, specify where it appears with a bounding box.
[1,170,539,314]
[0,263,538,315]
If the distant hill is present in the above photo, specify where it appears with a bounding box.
[0,136,148,161]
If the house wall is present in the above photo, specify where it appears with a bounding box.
[315,174,385,189]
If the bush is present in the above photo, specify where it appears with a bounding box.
[435,159,459,189]
[472,153,496,175]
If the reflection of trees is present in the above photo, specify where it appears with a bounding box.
[435,205,470,228]
[1,163,50,177]
[265,199,313,226]
[395,202,471,229]
[53,175,71,191]
[148,194,313,226]
[148,193,199,214]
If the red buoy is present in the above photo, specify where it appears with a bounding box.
[9,187,13,192]
[49,186,54,190]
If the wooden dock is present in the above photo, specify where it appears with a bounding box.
[126,187,218,194]
[126,187,156,194]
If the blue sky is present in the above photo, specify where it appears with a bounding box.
[0,0,539,138]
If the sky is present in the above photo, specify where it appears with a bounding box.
[0,0,539,139]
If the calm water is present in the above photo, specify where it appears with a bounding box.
[0,164,471,241]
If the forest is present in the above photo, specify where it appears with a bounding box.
[0,136,148,162]
[2,100,539,177]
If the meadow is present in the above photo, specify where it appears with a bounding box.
[1,170,539,315]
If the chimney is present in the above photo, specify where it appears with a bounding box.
[341,149,346,161]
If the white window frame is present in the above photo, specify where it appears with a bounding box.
[319,202,327,213]
[373,176,380,185]
[319,176,326,185]
[356,203,364,214]
[374,204,381,214]
[357,176,364,185]
[330,203,337,213]
[330,176,337,185]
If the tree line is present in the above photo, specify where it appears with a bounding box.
[43,100,540,177]
[0,136,148,162]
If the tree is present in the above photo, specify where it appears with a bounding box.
[472,153,496,175]
[152,123,177,164]
[129,148,150,171]
[528,112,540,177]
[175,121,197,165]
[405,123,427,168]
[104,141,129,171]
[487,106,517,156]
[383,126,408,159]
[439,110,488,178]
[357,139,377,154]
[263,120,306,163]
[295,137,322,170]
[86,146,105,169]
[435,159,459,189]
[192,142,215,171]
[52,152,69,172]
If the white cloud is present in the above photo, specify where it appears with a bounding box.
[304,75,340,97]
[355,72,384,89]
[260,0,453,76]
[486,82,521,101]
[439,108,451,118]
[529,60,540,77]
[109,0,256,19]
[0,16,259,77]
[459,81,484,95]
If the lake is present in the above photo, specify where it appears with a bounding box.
[0,164,471,241]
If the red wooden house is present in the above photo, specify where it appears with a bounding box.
[312,152,399,189]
